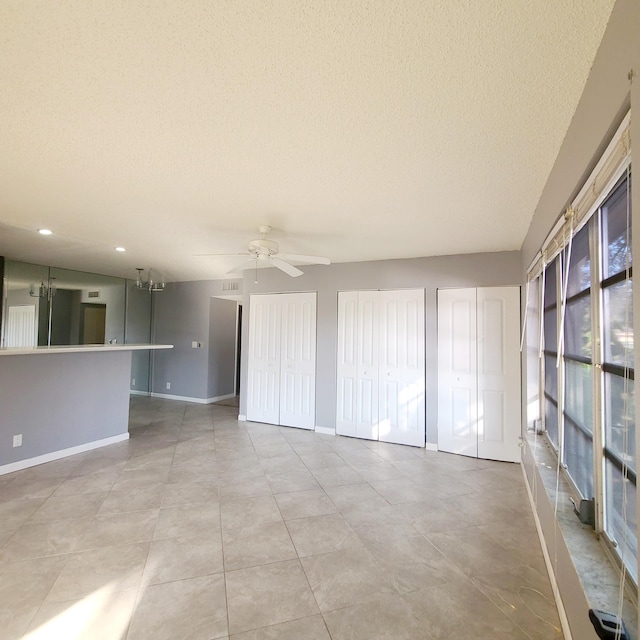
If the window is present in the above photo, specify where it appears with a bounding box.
[526,114,635,583]
[600,174,636,581]
[543,258,560,448]
[562,223,594,500]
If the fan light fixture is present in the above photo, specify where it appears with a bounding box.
[135,268,165,292]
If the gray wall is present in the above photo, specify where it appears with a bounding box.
[518,0,640,636]
[239,251,521,442]
[0,351,131,467]
[152,280,241,401]
[208,297,238,399]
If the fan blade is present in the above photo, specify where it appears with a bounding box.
[194,253,247,258]
[277,253,330,265]
[270,258,304,277]
[225,259,258,275]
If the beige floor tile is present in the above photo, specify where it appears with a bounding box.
[274,488,337,520]
[127,574,228,640]
[226,559,319,635]
[471,564,563,640]
[230,615,330,640]
[218,474,272,501]
[0,555,69,639]
[25,588,138,640]
[404,578,531,640]
[53,469,122,497]
[144,533,224,584]
[0,517,91,562]
[0,476,64,501]
[222,521,297,570]
[220,495,283,531]
[285,512,362,558]
[324,483,388,511]
[300,546,397,612]
[110,468,170,491]
[310,465,364,489]
[299,452,346,470]
[97,484,165,515]
[76,509,159,550]
[29,492,108,523]
[154,502,221,539]
[0,497,48,528]
[161,480,219,507]
[45,542,149,602]
[323,592,434,640]
[426,526,526,578]
[266,469,320,494]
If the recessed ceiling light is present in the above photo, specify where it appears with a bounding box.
[38,229,52,235]
[115,246,126,252]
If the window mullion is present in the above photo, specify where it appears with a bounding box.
[592,210,605,534]
[557,254,565,465]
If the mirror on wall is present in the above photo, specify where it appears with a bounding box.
[125,279,154,394]
[1,259,156,392]
[1,261,50,348]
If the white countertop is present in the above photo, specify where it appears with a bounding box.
[0,344,174,356]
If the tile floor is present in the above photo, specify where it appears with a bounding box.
[0,397,563,639]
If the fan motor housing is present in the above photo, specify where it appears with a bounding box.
[249,238,279,256]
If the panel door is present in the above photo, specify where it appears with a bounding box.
[279,292,317,430]
[379,289,425,446]
[477,287,521,462]
[336,291,359,437]
[6,305,37,348]
[437,288,479,457]
[246,294,281,425]
[356,291,379,440]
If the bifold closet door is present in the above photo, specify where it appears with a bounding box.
[378,289,425,446]
[336,291,379,440]
[279,293,316,429]
[437,286,521,462]
[247,292,316,429]
[247,294,281,425]
[336,289,425,446]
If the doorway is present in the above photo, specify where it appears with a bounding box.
[81,303,106,344]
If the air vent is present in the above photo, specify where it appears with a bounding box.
[222,282,239,291]
[88,291,100,298]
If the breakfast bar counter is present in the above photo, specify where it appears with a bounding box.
[0,344,172,474]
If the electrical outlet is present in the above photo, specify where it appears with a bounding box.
[166,382,171,390]
[13,434,22,447]
[192,341,198,349]
[132,378,136,386]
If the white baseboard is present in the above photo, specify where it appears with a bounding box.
[238,414,247,422]
[315,426,335,435]
[150,392,236,405]
[521,463,572,640]
[129,390,149,396]
[425,442,438,451]
[0,433,129,476]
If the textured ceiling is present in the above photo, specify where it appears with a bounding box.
[0,1,615,281]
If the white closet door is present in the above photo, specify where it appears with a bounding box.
[336,291,358,437]
[437,288,479,457]
[279,292,316,430]
[379,289,425,446]
[7,305,37,348]
[247,294,281,425]
[356,291,379,440]
[477,287,521,462]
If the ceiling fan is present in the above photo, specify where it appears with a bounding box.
[201,225,330,278]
